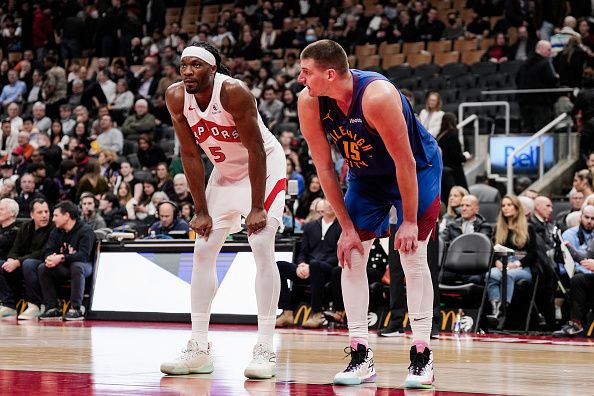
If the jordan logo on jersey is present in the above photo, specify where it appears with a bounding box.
[191,118,241,144]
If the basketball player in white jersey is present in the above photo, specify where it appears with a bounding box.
[160,42,286,379]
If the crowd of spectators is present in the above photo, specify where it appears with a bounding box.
[0,1,591,327]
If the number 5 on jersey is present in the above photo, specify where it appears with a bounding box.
[209,146,226,162]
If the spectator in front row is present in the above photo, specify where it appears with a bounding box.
[441,194,493,242]
[148,201,189,238]
[440,194,492,285]
[0,199,52,319]
[79,192,107,230]
[553,271,594,337]
[562,205,594,276]
[487,195,537,320]
[38,201,96,321]
[276,199,341,329]
[0,198,20,260]
[529,196,555,249]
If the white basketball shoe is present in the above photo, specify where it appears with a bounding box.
[160,340,214,375]
[404,345,434,389]
[244,343,276,379]
[333,343,376,385]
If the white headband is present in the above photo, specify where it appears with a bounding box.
[181,46,216,66]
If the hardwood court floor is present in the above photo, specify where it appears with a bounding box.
[0,320,592,395]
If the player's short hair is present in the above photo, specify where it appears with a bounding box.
[301,40,349,75]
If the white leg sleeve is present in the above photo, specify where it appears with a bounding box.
[248,219,281,349]
[190,228,230,349]
[399,236,433,345]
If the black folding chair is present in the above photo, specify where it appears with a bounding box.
[439,233,494,332]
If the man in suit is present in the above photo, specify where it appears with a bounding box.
[275,199,341,328]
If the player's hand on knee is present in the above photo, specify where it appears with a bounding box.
[338,229,364,269]
[394,221,418,254]
[191,212,213,241]
[246,207,267,236]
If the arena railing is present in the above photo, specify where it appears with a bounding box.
[458,101,511,135]
[505,113,570,195]
[456,114,478,157]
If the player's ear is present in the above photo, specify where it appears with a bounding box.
[327,69,337,81]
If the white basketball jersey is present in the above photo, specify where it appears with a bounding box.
[183,73,281,181]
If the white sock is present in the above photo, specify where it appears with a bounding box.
[190,228,229,349]
[341,240,373,345]
[248,219,281,350]
[399,236,433,346]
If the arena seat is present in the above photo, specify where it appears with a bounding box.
[438,233,494,333]
[386,64,413,81]
[413,63,440,79]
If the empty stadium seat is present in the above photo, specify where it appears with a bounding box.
[470,61,498,77]
[422,76,447,90]
[441,63,469,80]
[452,74,477,90]
[386,64,413,81]
[414,63,440,79]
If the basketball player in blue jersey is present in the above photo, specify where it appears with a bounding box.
[297,40,442,389]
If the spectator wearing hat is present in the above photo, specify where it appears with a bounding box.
[72,143,90,176]
[16,173,45,218]
[0,161,18,192]
[11,146,28,177]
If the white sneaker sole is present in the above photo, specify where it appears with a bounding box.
[333,372,376,386]
[244,366,276,379]
[404,375,434,389]
[160,362,214,375]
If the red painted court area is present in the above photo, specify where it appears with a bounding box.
[0,370,496,396]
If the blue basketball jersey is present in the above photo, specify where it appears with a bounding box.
[318,69,439,178]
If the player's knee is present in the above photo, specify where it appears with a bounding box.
[248,231,273,255]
